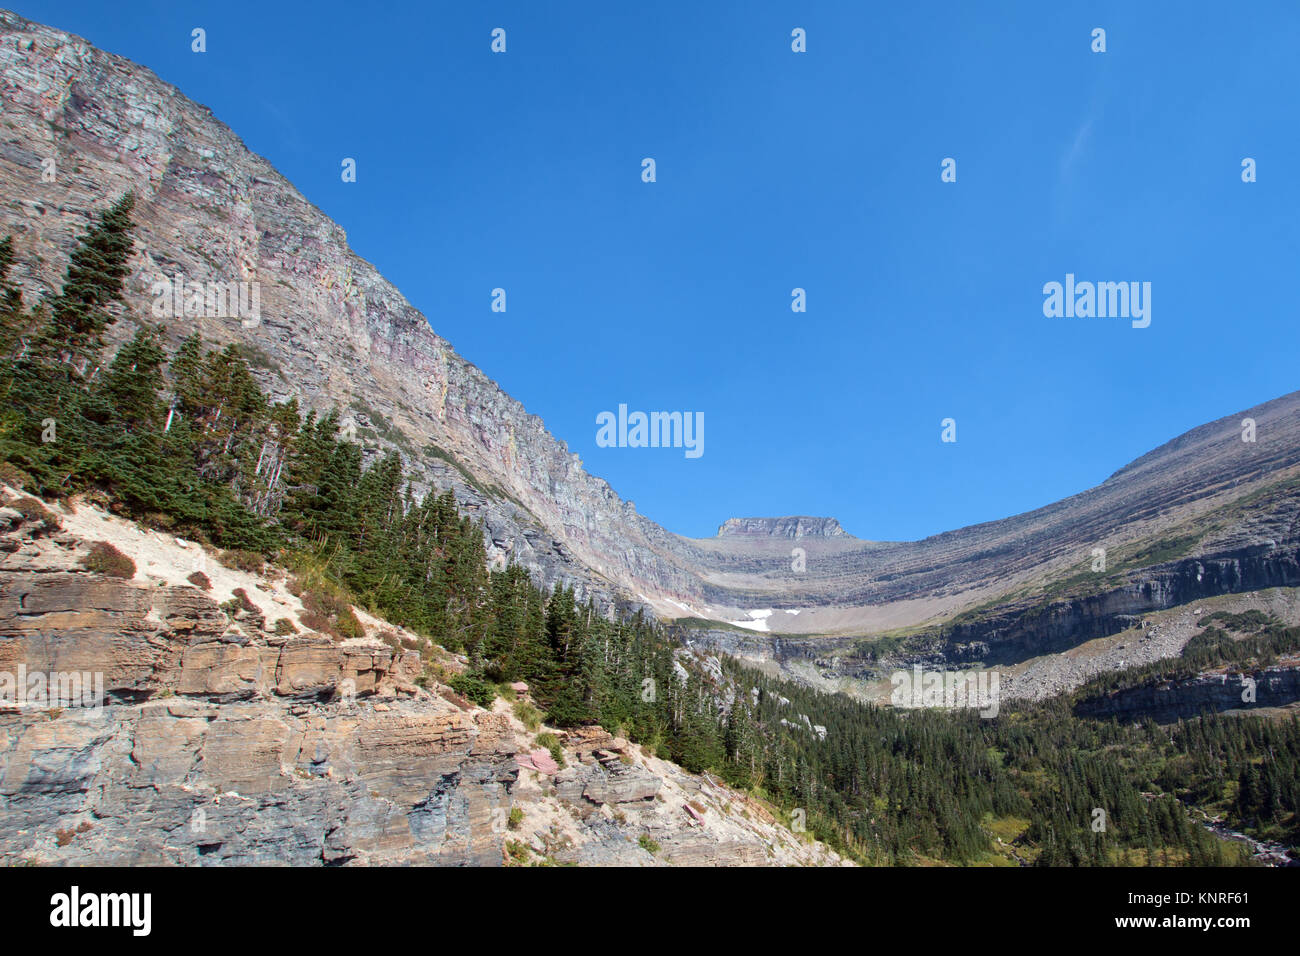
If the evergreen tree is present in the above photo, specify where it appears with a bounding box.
[35,192,136,377]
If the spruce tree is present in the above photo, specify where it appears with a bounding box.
[1,194,137,493]
[36,192,136,377]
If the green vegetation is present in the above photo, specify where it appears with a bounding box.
[9,496,61,533]
[873,528,1218,665]
[503,840,530,865]
[512,698,543,731]
[715,658,1284,865]
[219,549,265,575]
[1075,611,1300,698]
[447,671,494,708]
[0,459,32,490]
[1040,532,1205,603]
[0,197,1290,867]
[230,342,282,379]
[219,587,258,617]
[79,541,135,578]
[299,588,364,641]
[533,732,567,769]
[1123,533,1202,570]
[852,633,910,660]
[348,397,414,454]
[1160,710,1300,848]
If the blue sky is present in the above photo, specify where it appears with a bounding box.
[15,1,1300,541]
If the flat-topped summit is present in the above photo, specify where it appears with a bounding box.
[717,517,850,539]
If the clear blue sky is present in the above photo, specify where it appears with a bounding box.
[15,1,1300,541]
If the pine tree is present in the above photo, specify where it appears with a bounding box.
[0,194,137,493]
[35,192,135,378]
[79,326,172,513]
[0,236,30,358]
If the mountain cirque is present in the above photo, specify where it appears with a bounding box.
[1,9,1298,655]
[0,9,1298,869]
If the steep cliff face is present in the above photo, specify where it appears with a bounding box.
[0,9,705,617]
[2,8,1299,690]
[716,517,850,539]
[937,548,1300,667]
[682,556,1300,687]
[0,490,846,866]
[1073,665,1300,724]
[0,491,511,865]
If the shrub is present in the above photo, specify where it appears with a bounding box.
[299,610,331,634]
[508,807,524,830]
[438,686,473,710]
[504,840,530,865]
[417,662,448,689]
[219,549,265,575]
[273,617,298,635]
[638,834,660,855]
[79,541,135,578]
[142,511,175,530]
[334,606,364,640]
[11,496,61,533]
[54,821,93,847]
[0,461,32,490]
[187,571,212,590]
[300,589,364,641]
[448,671,494,708]
[512,699,543,732]
[220,587,259,617]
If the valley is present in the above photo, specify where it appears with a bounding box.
[0,8,1296,869]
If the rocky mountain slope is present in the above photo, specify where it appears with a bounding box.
[1,8,1297,695]
[0,484,844,866]
[0,8,700,617]
[716,517,851,539]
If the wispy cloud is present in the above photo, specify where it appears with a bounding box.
[1059,113,1095,183]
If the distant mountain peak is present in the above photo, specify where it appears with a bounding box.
[716,517,850,539]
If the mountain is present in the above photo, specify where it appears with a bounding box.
[716,517,852,539]
[4,10,1300,870]
[674,391,1300,632]
[2,7,1298,693]
[0,484,844,865]
[0,9,701,617]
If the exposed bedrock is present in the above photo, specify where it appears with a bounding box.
[3,10,1300,632]
[1073,666,1300,724]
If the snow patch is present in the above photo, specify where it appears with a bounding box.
[727,609,774,632]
